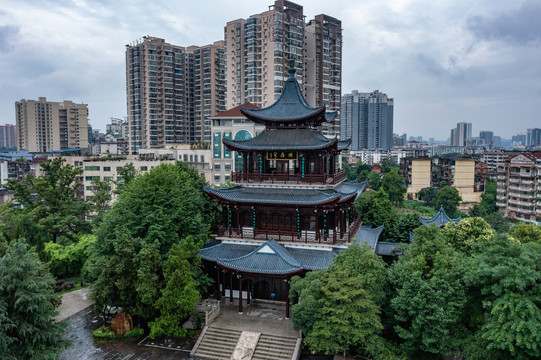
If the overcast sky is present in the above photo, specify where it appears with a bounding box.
[1,0,539,140]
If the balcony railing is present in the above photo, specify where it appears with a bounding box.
[232,169,347,185]
[217,214,362,245]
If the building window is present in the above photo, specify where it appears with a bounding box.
[85,166,100,171]
[85,176,100,181]
[214,175,221,182]
[140,166,148,171]
[215,164,221,170]
[223,132,232,158]
[213,132,221,158]
[103,166,111,171]
[225,164,231,170]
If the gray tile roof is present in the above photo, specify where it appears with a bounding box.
[354,225,384,252]
[204,180,368,206]
[419,205,461,227]
[375,242,403,256]
[200,239,338,274]
[222,129,339,151]
[239,64,334,125]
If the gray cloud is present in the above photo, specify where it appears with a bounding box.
[467,2,541,44]
[0,25,19,52]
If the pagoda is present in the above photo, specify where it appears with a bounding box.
[201,61,367,317]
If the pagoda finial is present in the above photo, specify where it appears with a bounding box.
[288,58,296,79]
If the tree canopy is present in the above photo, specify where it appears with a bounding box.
[88,162,217,324]
[291,246,390,358]
[1,157,90,248]
[0,240,67,360]
[433,186,462,218]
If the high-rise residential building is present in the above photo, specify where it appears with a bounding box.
[0,124,17,149]
[479,130,494,147]
[526,128,541,147]
[340,90,394,150]
[224,1,342,137]
[15,97,88,152]
[126,36,225,153]
[450,122,472,146]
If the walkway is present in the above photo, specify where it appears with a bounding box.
[55,287,94,323]
[212,298,299,338]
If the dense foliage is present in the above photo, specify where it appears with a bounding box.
[0,240,67,359]
[88,162,217,329]
[290,246,394,358]
[1,157,91,249]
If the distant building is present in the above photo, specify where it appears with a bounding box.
[450,122,472,146]
[209,103,265,186]
[526,128,541,148]
[0,124,17,149]
[225,1,342,137]
[341,90,394,150]
[401,157,487,201]
[512,134,526,147]
[481,151,510,178]
[479,130,494,148]
[15,97,88,152]
[393,133,407,147]
[126,36,226,152]
[496,152,541,221]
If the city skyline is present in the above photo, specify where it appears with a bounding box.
[0,0,540,139]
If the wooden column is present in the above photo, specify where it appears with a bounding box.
[285,278,290,319]
[230,271,234,303]
[315,210,320,242]
[221,271,226,296]
[216,267,221,300]
[238,274,243,314]
[243,153,248,174]
[246,280,251,305]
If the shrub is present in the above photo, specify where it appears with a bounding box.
[92,327,144,341]
[62,281,75,290]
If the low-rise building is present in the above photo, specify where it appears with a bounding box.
[496,152,541,221]
[209,103,265,186]
[401,157,487,201]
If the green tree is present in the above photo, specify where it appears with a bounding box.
[291,246,389,358]
[88,177,112,227]
[388,225,468,358]
[462,236,541,359]
[509,222,541,244]
[388,212,420,243]
[380,169,406,206]
[43,234,97,278]
[149,236,203,338]
[3,157,90,247]
[0,240,67,360]
[368,172,382,191]
[441,217,494,252]
[433,186,462,218]
[358,188,398,241]
[89,162,216,320]
[113,163,138,194]
[416,187,439,207]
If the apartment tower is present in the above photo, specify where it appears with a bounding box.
[126,37,225,153]
[450,122,472,146]
[0,124,17,149]
[225,1,342,137]
[340,90,394,150]
[15,97,88,152]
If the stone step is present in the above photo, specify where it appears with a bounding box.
[192,327,242,360]
[252,334,298,360]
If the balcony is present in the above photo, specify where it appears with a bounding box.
[232,169,347,186]
[216,214,362,245]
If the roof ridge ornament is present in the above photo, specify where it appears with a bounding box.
[288,58,296,79]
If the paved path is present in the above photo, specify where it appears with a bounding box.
[56,287,94,323]
[211,299,299,338]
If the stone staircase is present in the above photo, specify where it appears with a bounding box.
[192,327,242,359]
[252,334,299,360]
[192,327,300,360]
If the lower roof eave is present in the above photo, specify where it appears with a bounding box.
[211,261,306,277]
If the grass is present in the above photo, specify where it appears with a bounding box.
[55,276,83,296]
